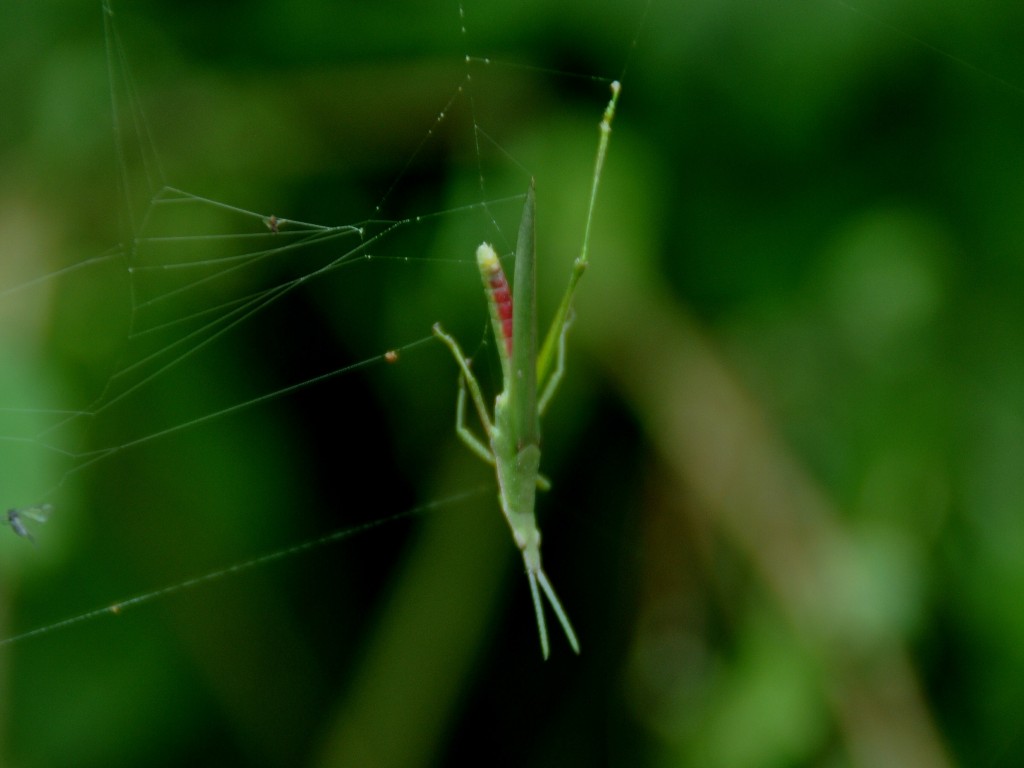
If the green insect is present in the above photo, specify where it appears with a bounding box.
[433,81,620,659]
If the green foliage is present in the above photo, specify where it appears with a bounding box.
[3,0,1024,766]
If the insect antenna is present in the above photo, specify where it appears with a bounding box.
[527,569,551,660]
[536,568,580,655]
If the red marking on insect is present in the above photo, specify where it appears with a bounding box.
[479,249,514,358]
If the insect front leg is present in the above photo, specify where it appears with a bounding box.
[537,309,574,417]
[454,374,496,466]
[434,322,494,437]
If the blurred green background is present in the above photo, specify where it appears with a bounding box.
[3,0,1024,765]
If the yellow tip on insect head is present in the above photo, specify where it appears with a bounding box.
[476,242,499,270]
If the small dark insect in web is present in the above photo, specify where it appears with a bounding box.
[4,504,53,546]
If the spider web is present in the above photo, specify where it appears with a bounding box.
[1,0,632,706]
[6,1,1024,766]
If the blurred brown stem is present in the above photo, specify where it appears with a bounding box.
[572,206,951,767]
